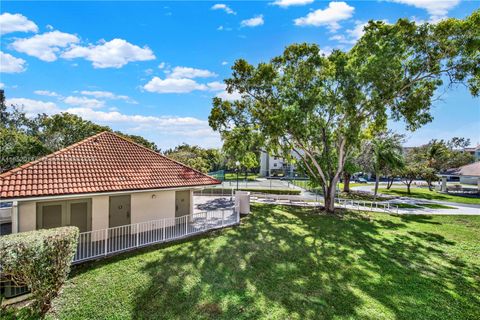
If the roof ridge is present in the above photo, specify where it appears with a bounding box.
[0,131,110,179]
[108,132,220,182]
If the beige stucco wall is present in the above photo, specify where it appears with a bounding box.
[131,190,176,224]
[16,189,191,233]
[18,201,36,232]
[92,195,109,231]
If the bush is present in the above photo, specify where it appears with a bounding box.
[0,227,79,314]
[197,188,301,195]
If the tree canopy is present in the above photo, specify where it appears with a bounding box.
[0,90,159,173]
[209,12,479,212]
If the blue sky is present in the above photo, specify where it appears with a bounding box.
[1,1,479,150]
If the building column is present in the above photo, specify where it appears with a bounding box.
[11,201,18,234]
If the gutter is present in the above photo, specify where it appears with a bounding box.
[0,184,219,203]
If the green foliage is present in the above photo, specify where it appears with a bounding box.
[0,90,158,173]
[200,188,301,195]
[221,127,261,173]
[38,113,111,151]
[0,227,79,314]
[114,131,159,152]
[209,13,479,212]
[405,138,474,190]
[0,128,50,172]
[164,144,224,173]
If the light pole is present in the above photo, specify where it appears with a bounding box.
[235,160,240,191]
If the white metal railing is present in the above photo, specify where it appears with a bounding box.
[73,209,239,264]
[248,192,399,214]
[335,198,399,214]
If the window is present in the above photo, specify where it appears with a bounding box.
[273,163,277,167]
[36,199,92,232]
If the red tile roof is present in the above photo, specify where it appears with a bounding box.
[0,132,220,199]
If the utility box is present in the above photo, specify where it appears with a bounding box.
[235,191,250,215]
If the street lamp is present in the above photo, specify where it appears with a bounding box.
[235,160,240,191]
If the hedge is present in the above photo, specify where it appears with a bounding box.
[0,226,79,314]
[197,188,301,195]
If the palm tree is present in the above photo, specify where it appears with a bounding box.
[372,133,404,197]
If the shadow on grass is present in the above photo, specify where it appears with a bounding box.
[127,205,479,319]
[60,204,480,320]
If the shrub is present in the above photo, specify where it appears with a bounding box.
[198,188,301,195]
[0,226,79,314]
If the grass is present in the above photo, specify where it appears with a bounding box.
[379,188,480,205]
[46,204,480,320]
[394,203,456,210]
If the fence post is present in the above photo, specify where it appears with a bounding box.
[222,210,225,227]
[185,216,188,235]
[162,219,165,241]
[104,228,108,256]
[136,224,139,248]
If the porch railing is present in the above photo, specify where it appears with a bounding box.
[73,209,239,264]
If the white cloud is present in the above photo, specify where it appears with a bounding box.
[271,0,314,7]
[34,90,59,97]
[0,51,27,73]
[221,61,228,66]
[0,83,4,89]
[241,15,265,27]
[389,0,460,21]
[319,46,334,56]
[0,13,38,35]
[61,38,155,68]
[6,97,221,148]
[80,90,137,104]
[169,66,217,79]
[6,98,59,116]
[330,21,368,44]
[216,89,242,101]
[206,81,226,91]
[63,96,105,108]
[158,62,166,69]
[211,4,236,15]
[144,77,208,93]
[294,1,354,31]
[11,31,79,62]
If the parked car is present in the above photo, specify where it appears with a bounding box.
[356,178,368,183]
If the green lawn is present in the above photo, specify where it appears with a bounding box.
[379,188,480,205]
[47,204,480,320]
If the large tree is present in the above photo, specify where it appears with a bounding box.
[163,144,224,173]
[209,13,479,212]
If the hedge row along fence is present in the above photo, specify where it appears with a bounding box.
[196,188,302,196]
[0,226,79,315]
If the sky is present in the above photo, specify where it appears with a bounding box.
[1,0,479,150]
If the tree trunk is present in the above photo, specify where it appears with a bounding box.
[245,169,248,180]
[343,172,350,193]
[374,173,380,197]
[387,176,394,189]
[427,179,433,191]
[407,182,412,194]
[324,184,336,213]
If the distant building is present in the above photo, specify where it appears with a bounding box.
[464,145,480,162]
[259,151,302,177]
[439,161,480,190]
